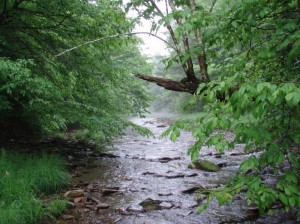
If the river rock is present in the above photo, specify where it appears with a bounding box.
[165,173,185,178]
[127,205,144,212]
[158,156,181,163]
[139,198,162,211]
[74,197,83,203]
[64,189,84,198]
[159,202,173,209]
[102,187,124,195]
[96,203,110,209]
[66,201,75,208]
[157,125,167,128]
[188,159,221,172]
[182,186,204,194]
[85,204,96,211]
[87,183,94,190]
[158,192,173,196]
[62,215,74,220]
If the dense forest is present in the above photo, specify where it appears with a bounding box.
[0,0,299,223]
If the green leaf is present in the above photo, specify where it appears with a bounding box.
[240,156,259,173]
[170,128,180,142]
[219,119,231,129]
[232,21,238,28]
[216,192,233,206]
[285,92,300,106]
[197,83,206,94]
[279,193,288,206]
[289,197,296,207]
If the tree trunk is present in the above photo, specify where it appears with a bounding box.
[190,0,209,83]
[168,0,197,82]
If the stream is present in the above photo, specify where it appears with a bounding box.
[58,115,299,224]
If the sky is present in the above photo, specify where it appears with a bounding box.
[134,20,169,57]
[124,0,170,57]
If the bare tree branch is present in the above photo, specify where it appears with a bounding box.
[55,32,175,57]
[209,0,218,13]
[165,0,169,15]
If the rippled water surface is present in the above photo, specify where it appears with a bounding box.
[61,116,298,224]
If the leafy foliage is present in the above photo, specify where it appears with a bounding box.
[0,0,152,141]
[139,0,300,215]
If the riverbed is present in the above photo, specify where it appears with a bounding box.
[57,116,298,224]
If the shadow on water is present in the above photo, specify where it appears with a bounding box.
[57,115,299,224]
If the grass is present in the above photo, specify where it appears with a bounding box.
[46,199,68,219]
[0,149,70,224]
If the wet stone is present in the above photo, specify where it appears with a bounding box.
[157,125,167,128]
[74,197,83,203]
[82,209,90,213]
[127,205,144,212]
[67,201,75,208]
[64,189,84,198]
[185,172,198,177]
[142,171,156,175]
[116,208,132,215]
[102,187,124,195]
[62,214,75,220]
[159,202,173,209]
[158,156,181,163]
[87,183,94,190]
[85,204,96,210]
[123,176,133,181]
[96,203,110,209]
[139,198,162,212]
[182,185,205,194]
[165,173,185,178]
[217,162,228,168]
[188,159,221,172]
[158,192,173,196]
[188,202,199,208]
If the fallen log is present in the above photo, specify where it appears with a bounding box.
[135,74,199,94]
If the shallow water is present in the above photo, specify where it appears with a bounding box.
[62,116,298,224]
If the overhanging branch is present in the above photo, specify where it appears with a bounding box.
[136,74,239,101]
[55,32,175,57]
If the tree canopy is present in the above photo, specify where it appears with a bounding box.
[0,0,152,141]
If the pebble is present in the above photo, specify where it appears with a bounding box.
[62,215,74,220]
[96,203,110,209]
[159,202,173,209]
[64,189,84,198]
[127,205,144,212]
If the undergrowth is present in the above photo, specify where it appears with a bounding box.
[0,149,70,224]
